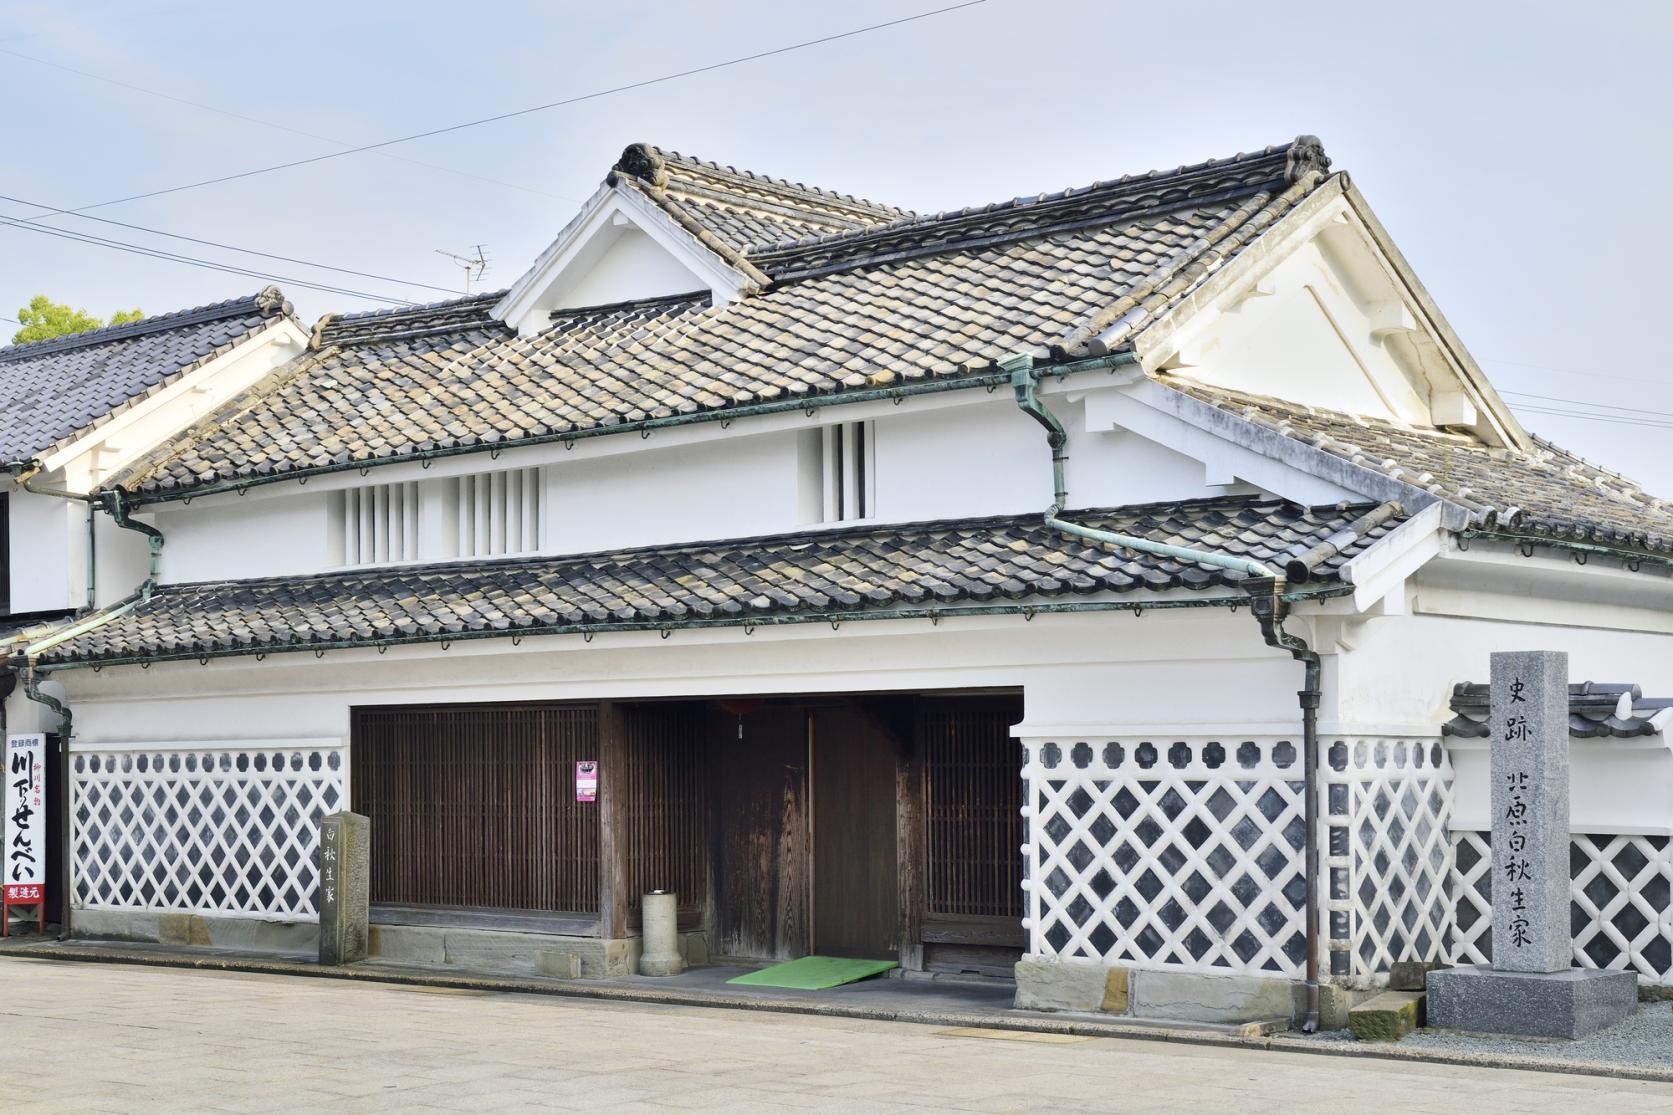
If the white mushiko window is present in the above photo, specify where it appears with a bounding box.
[69,740,347,922]
[334,481,420,566]
[456,466,543,557]
[822,420,874,523]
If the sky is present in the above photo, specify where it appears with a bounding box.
[2,0,1671,489]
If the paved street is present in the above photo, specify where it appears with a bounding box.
[0,959,1670,1113]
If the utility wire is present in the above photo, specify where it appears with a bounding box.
[0,214,412,305]
[1500,389,1673,423]
[17,1,989,221]
[0,45,579,205]
[0,191,460,295]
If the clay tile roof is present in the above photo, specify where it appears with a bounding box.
[110,137,1334,498]
[1442,681,1673,738]
[1168,379,1673,555]
[35,495,1396,666]
[0,287,294,463]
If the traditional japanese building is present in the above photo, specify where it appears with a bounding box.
[5,137,1671,1026]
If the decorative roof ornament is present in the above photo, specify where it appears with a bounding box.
[611,142,669,190]
[254,285,292,317]
[1286,135,1331,182]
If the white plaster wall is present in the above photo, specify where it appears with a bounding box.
[152,492,333,584]
[54,606,1316,748]
[552,226,705,310]
[92,511,153,609]
[547,429,803,553]
[1332,584,1673,836]
[1149,234,1432,427]
[7,489,76,614]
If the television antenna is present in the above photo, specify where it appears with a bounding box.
[434,245,489,293]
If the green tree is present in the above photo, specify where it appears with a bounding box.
[11,295,145,345]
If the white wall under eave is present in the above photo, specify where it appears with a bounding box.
[52,606,1321,744]
[152,492,333,585]
[1154,236,1431,426]
[92,511,152,609]
[548,429,804,553]
[546,226,706,312]
[7,489,77,614]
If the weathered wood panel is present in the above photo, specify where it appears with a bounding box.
[710,705,808,960]
[351,703,599,914]
[812,705,899,959]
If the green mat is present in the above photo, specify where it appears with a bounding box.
[726,955,898,990]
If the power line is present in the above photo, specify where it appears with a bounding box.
[0,45,579,205]
[16,1,989,221]
[1488,356,1672,390]
[0,214,413,305]
[0,190,460,295]
[1500,389,1673,423]
[1509,403,1673,432]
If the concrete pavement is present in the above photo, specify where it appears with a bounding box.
[1,957,1671,1113]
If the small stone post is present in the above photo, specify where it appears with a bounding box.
[1489,650,1571,974]
[318,811,370,966]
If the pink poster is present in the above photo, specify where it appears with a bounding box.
[575,760,598,802]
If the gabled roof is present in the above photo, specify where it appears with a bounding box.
[609,142,913,256]
[112,138,1332,498]
[0,287,294,464]
[31,496,1393,666]
[1168,378,1673,554]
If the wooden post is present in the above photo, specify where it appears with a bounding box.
[596,701,628,941]
[897,744,926,972]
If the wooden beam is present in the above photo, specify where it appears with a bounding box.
[597,701,628,941]
[897,741,926,972]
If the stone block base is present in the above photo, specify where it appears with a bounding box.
[1014,956,1374,1028]
[72,909,316,954]
[1349,991,1424,1041]
[367,923,709,980]
[1427,964,1637,1039]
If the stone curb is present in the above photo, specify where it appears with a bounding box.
[3,944,1670,1086]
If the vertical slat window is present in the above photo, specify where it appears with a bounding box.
[456,467,543,558]
[351,703,599,914]
[620,703,707,919]
[820,421,875,523]
[922,697,1023,920]
[335,482,420,566]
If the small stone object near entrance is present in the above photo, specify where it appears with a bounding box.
[639,891,684,976]
[1349,990,1425,1041]
[1427,652,1637,1038]
[318,811,370,966]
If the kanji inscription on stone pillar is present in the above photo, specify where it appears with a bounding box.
[1489,650,1571,974]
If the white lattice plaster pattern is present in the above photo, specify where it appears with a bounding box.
[1021,736,1309,978]
[1450,830,1673,986]
[70,741,346,922]
[1324,738,1454,985]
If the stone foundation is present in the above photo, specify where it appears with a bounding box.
[72,909,317,954]
[1014,955,1375,1028]
[71,908,709,980]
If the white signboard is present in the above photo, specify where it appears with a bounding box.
[5,734,46,905]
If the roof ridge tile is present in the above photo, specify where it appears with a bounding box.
[0,286,289,364]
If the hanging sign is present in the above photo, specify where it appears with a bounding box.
[4,734,47,934]
[575,760,598,803]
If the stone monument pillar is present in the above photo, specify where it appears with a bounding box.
[1427,651,1637,1038]
[318,811,370,966]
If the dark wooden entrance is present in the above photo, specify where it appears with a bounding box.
[811,705,899,958]
[709,704,809,960]
[348,692,1022,975]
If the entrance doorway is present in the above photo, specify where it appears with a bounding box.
[810,704,899,958]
